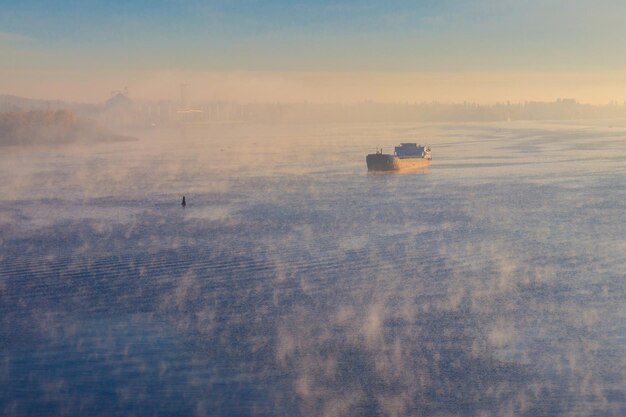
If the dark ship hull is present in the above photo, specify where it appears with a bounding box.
[366,154,430,171]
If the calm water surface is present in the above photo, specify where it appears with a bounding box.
[1,121,625,416]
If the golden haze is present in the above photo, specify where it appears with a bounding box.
[2,70,626,104]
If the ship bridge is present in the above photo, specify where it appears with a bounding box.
[395,143,425,157]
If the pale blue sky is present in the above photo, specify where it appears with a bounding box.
[2,1,626,101]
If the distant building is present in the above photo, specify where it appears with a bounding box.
[105,92,132,110]
[176,109,206,124]
[557,98,577,106]
[101,90,139,127]
[180,84,189,111]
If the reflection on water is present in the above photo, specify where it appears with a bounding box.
[1,121,625,416]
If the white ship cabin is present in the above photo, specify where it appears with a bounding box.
[395,143,426,157]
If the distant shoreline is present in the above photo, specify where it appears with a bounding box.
[0,110,136,146]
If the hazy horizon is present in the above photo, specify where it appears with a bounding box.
[3,71,626,107]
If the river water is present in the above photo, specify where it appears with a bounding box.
[1,121,625,416]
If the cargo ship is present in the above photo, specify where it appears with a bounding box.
[366,143,432,171]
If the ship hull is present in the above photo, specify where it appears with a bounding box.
[366,154,430,171]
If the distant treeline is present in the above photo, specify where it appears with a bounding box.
[225,99,626,123]
[4,94,626,126]
[0,110,132,146]
[117,98,626,125]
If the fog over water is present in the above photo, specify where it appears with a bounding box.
[1,121,625,416]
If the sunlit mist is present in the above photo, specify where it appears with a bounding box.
[2,1,626,416]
